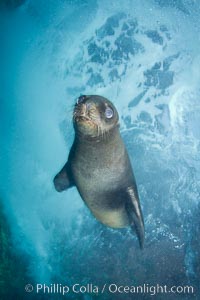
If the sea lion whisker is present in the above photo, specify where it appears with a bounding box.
[102,130,105,140]
[100,126,104,139]
[105,129,108,140]
[89,113,99,121]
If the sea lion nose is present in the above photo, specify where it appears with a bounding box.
[76,95,87,105]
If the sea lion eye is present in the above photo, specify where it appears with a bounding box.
[105,107,114,119]
[76,95,86,104]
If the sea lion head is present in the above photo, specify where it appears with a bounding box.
[73,95,119,138]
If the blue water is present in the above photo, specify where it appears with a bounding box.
[1,0,200,299]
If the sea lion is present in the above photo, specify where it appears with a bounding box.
[53,95,144,248]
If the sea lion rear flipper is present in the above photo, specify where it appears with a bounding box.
[125,186,145,249]
[53,162,74,192]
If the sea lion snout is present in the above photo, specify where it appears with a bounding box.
[73,95,120,138]
[73,100,94,121]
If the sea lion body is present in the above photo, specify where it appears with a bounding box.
[70,129,132,228]
[54,95,144,248]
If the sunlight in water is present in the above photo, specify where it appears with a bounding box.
[1,0,200,298]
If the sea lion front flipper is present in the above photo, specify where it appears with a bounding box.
[125,186,145,249]
[53,162,74,192]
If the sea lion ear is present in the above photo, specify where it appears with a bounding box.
[53,162,74,192]
[125,186,145,249]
